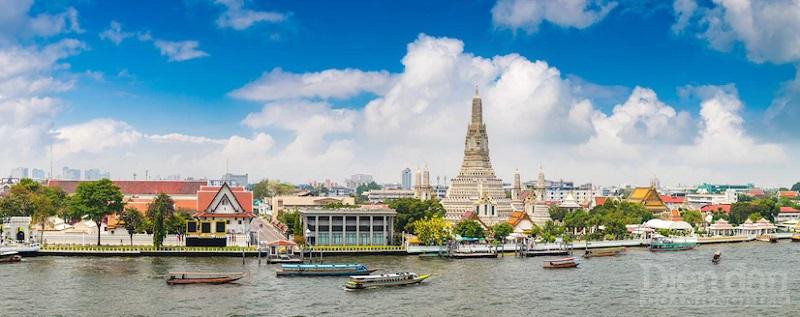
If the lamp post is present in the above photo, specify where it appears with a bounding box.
[305,228,312,262]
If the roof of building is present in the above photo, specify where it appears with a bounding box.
[659,195,686,204]
[48,179,207,195]
[778,191,799,198]
[627,187,667,211]
[747,188,765,197]
[780,206,800,213]
[460,210,490,229]
[507,211,531,227]
[193,183,254,219]
[272,195,355,207]
[700,204,732,214]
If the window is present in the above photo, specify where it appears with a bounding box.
[187,221,198,233]
[238,220,242,225]
[216,221,226,233]
[201,222,211,234]
[226,220,230,224]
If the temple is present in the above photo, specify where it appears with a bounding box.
[442,88,513,226]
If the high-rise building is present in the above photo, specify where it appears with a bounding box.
[61,166,81,180]
[441,88,513,225]
[85,169,101,181]
[10,167,29,179]
[222,173,248,186]
[346,174,374,189]
[401,168,412,190]
[31,168,46,180]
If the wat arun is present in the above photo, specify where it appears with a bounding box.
[442,88,513,225]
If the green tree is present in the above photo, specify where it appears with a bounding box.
[120,208,143,246]
[0,178,42,219]
[323,201,358,209]
[791,182,800,192]
[387,198,445,233]
[278,210,301,235]
[548,205,566,222]
[412,216,452,245]
[251,179,297,199]
[69,179,124,245]
[748,212,762,222]
[681,210,703,227]
[453,219,485,239]
[147,193,175,247]
[31,186,66,243]
[729,202,769,225]
[491,222,513,241]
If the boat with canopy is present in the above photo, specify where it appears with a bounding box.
[344,272,430,290]
[277,264,376,277]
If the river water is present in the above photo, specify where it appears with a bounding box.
[2,241,799,317]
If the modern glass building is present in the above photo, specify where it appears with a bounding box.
[299,207,396,246]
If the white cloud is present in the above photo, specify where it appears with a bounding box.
[231,68,395,102]
[671,0,698,33]
[53,119,143,157]
[148,133,226,145]
[153,40,209,62]
[99,21,132,45]
[214,0,286,30]
[674,0,800,64]
[29,7,83,36]
[0,1,82,41]
[492,0,618,32]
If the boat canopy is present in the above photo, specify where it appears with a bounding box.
[644,219,693,231]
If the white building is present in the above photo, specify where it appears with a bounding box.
[367,189,415,203]
[686,189,737,209]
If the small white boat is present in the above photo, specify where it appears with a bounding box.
[345,272,430,290]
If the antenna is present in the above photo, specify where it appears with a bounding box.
[49,143,53,180]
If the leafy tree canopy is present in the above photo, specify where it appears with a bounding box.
[412,216,452,246]
[453,219,485,239]
[387,198,445,233]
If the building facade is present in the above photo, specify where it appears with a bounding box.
[366,189,415,203]
[441,88,513,225]
[299,207,396,246]
[402,168,412,190]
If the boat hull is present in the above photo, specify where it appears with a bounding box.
[167,275,244,285]
[277,269,377,277]
[649,242,696,252]
[543,262,579,268]
[791,235,800,242]
[0,255,22,263]
[583,248,624,258]
[450,252,497,259]
[345,274,430,290]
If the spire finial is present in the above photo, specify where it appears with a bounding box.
[474,84,479,97]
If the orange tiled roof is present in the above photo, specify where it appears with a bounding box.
[49,180,207,195]
[507,211,531,227]
[701,204,731,214]
[779,206,800,213]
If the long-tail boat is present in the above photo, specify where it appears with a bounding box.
[755,234,778,243]
[583,247,625,258]
[791,234,800,242]
[344,272,430,290]
[277,264,376,277]
[0,251,22,264]
[166,272,245,285]
[543,257,579,269]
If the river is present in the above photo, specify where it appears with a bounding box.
[2,241,799,316]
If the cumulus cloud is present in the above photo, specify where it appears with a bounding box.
[99,21,132,45]
[492,0,618,32]
[153,40,209,62]
[0,0,82,41]
[673,0,800,64]
[231,68,395,102]
[213,0,286,30]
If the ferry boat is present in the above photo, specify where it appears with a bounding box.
[276,264,376,277]
[791,234,800,242]
[0,251,22,263]
[543,257,579,269]
[344,272,430,290]
[166,272,245,285]
[649,237,697,252]
[755,234,778,243]
[582,247,625,258]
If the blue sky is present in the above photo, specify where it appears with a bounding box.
[3,0,800,186]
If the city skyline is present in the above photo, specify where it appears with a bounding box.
[2,1,800,187]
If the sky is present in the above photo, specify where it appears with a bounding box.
[2,0,800,187]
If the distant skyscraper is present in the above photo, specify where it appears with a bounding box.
[222,173,248,186]
[10,167,29,179]
[61,166,81,180]
[346,174,374,188]
[85,169,101,181]
[31,168,45,180]
[402,168,412,190]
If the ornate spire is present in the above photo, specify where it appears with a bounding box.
[474,84,480,98]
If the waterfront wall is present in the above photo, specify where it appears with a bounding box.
[40,232,251,247]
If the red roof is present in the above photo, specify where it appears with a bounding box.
[595,197,607,206]
[778,191,799,198]
[196,185,253,213]
[701,204,731,214]
[659,195,686,204]
[747,188,765,197]
[779,206,800,213]
[48,180,207,195]
[192,212,254,218]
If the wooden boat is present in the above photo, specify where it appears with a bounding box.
[450,251,498,259]
[266,254,303,264]
[649,237,697,252]
[712,251,721,264]
[344,272,430,290]
[583,247,625,258]
[0,251,22,263]
[166,272,245,285]
[277,264,376,277]
[755,234,778,243]
[543,257,579,269]
[791,234,800,242]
